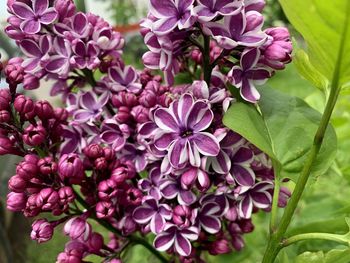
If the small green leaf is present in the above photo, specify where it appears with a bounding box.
[223,87,337,181]
[293,49,329,91]
[325,249,350,263]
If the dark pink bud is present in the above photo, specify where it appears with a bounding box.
[158,94,172,107]
[181,168,210,191]
[36,188,59,210]
[227,222,242,235]
[58,154,84,184]
[8,174,27,192]
[0,89,11,110]
[38,157,58,175]
[23,124,46,146]
[111,161,136,184]
[96,201,115,219]
[115,106,132,123]
[87,233,104,253]
[58,186,75,205]
[57,241,87,263]
[208,238,232,255]
[98,179,118,201]
[237,219,254,233]
[24,194,41,217]
[103,147,115,161]
[231,235,245,251]
[112,92,138,108]
[173,205,193,227]
[0,136,14,155]
[123,188,142,206]
[83,144,104,159]
[191,48,202,64]
[54,108,68,121]
[131,105,149,123]
[7,16,22,27]
[64,217,92,241]
[5,57,24,85]
[31,219,54,243]
[35,100,54,120]
[0,110,11,123]
[14,95,34,114]
[16,157,38,180]
[246,12,264,32]
[94,157,108,170]
[7,192,27,211]
[54,0,76,20]
[23,74,40,90]
[139,90,157,108]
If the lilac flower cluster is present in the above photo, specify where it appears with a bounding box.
[1,0,292,262]
[142,0,292,102]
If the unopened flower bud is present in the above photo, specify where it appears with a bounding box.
[35,100,54,120]
[36,188,59,211]
[87,233,104,253]
[83,144,104,159]
[115,106,132,123]
[94,157,108,170]
[31,219,54,243]
[98,179,118,201]
[64,217,92,241]
[131,105,149,123]
[208,238,232,255]
[23,124,46,146]
[112,92,138,108]
[139,89,157,108]
[5,57,24,86]
[96,201,115,219]
[103,147,115,161]
[0,89,11,110]
[23,74,40,90]
[58,186,75,205]
[7,192,27,211]
[14,94,34,114]
[0,136,14,155]
[54,108,68,121]
[8,175,27,192]
[0,110,11,123]
[38,157,58,175]
[173,205,193,227]
[58,154,84,184]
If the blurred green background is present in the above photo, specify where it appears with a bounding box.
[1,0,350,262]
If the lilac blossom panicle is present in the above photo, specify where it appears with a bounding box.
[1,0,293,261]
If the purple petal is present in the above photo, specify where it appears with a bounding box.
[239,196,253,219]
[227,11,245,39]
[40,8,58,24]
[186,101,213,132]
[153,232,175,252]
[154,133,176,150]
[240,79,260,103]
[175,234,192,256]
[72,13,88,34]
[245,68,271,80]
[154,108,179,132]
[12,3,34,19]
[169,139,188,168]
[241,48,260,70]
[178,190,196,205]
[200,216,221,234]
[80,92,97,109]
[161,182,178,199]
[133,207,155,224]
[150,0,177,17]
[150,213,166,234]
[21,19,41,34]
[239,32,267,47]
[192,133,220,156]
[176,94,194,123]
[211,150,231,174]
[232,165,255,187]
[33,0,49,15]
[153,17,179,35]
[234,147,254,163]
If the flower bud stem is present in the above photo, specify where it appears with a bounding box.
[282,233,350,247]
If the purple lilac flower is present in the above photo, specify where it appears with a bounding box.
[70,40,100,70]
[194,0,243,22]
[237,181,273,219]
[180,167,210,192]
[92,27,124,51]
[53,12,91,39]
[153,224,199,256]
[12,0,58,34]
[203,10,267,49]
[149,0,195,35]
[153,93,220,168]
[19,35,51,74]
[160,176,197,205]
[31,218,54,243]
[227,146,256,187]
[228,48,271,103]
[100,119,129,152]
[45,37,72,77]
[138,166,164,200]
[108,66,142,94]
[195,202,222,234]
[119,143,148,172]
[133,197,172,234]
[73,91,109,124]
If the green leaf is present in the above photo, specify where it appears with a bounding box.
[295,249,350,263]
[293,49,329,91]
[279,0,350,89]
[223,87,337,181]
[295,251,325,263]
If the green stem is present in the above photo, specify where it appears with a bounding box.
[72,189,168,263]
[74,0,86,12]
[282,233,350,247]
[262,2,350,260]
[203,35,212,85]
[269,160,281,233]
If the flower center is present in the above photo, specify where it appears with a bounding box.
[180,128,193,138]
